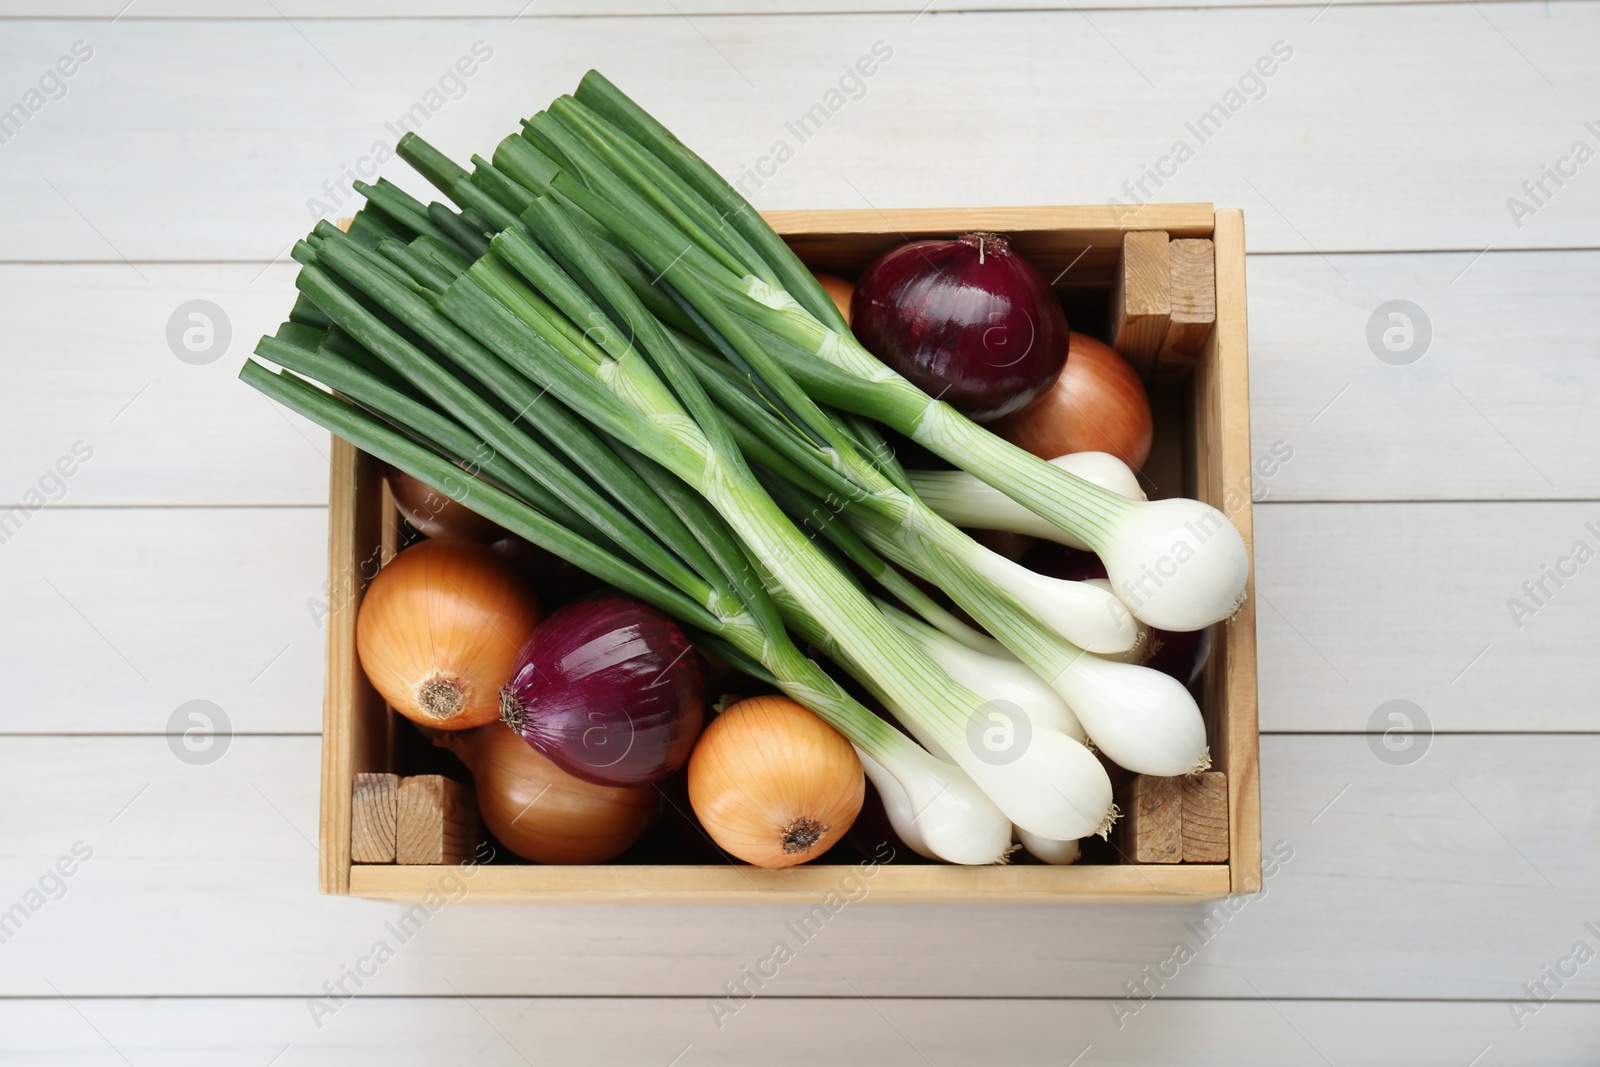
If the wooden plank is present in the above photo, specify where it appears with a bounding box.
[4,998,1597,1066]
[1108,231,1172,375]
[7,503,1597,738]
[9,244,1600,505]
[1,735,1597,997]
[395,775,476,865]
[1119,776,1183,863]
[1255,501,1600,731]
[1,9,1598,262]
[349,772,397,864]
[7,503,1596,738]
[0,262,321,507]
[1248,249,1600,501]
[351,861,1225,904]
[0,505,326,734]
[1181,772,1229,863]
[1155,238,1216,380]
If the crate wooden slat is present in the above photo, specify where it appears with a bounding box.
[319,439,388,895]
[1155,238,1218,381]
[396,775,477,865]
[763,204,1212,287]
[317,203,1260,903]
[350,772,398,864]
[1121,776,1183,864]
[1108,230,1172,375]
[350,862,1232,905]
[1195,208,1261,893]
[1182,771,1230,863]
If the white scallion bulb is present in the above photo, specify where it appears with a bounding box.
[1016,827,1080,865]
[1096,497,1249,631]
[1055,653,1210,777]
[869,746,1015,865]
[882,606,1086,743]
[959,547,1139,655]
[960,728,1114,841]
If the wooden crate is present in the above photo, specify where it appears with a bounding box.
[318,204,1259,904]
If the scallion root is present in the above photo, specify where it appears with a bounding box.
[1094,803,1120,840]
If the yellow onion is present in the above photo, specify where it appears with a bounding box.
[439,725,658,864]
[993,332,1153,470]
[356,538,541,730]
[688,695,864,868]
[813,272,855,325]
[384,466,506,542]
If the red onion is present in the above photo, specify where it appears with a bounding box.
[851,232,1069,422]
[499,593,704,787]
[1022,543,1212,686]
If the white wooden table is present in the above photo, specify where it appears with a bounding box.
[3,2,1597,1063]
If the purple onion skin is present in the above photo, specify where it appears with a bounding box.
[500,593,704,787]
[1022,543,1213,686]
[851,233,1069,422]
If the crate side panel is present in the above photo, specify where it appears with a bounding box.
[1198,209,1261,893]
[318,437,389,895]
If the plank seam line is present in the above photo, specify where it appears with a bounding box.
[1256,499,1600,506]
[0,503,330,510]
[13,500,1598,511]
[8,731,1599,738]
[1261,730,1600,737]
[0,0,1585,21]
[0,994,1594,1003]
[0,732,324,738]
[3,247,1599,267]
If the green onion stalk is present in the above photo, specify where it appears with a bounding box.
[237,73,1163,846]
[399,110,1144,659]
[662,325,1141,656]
[560,72,1250,634]
[245,232,1014,864]
[446,205,1111,842]
[359,145,1115,839]
[418,84,1236,640]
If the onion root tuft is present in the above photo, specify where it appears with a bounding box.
[780,817,829,855]
[415,673,467,720]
